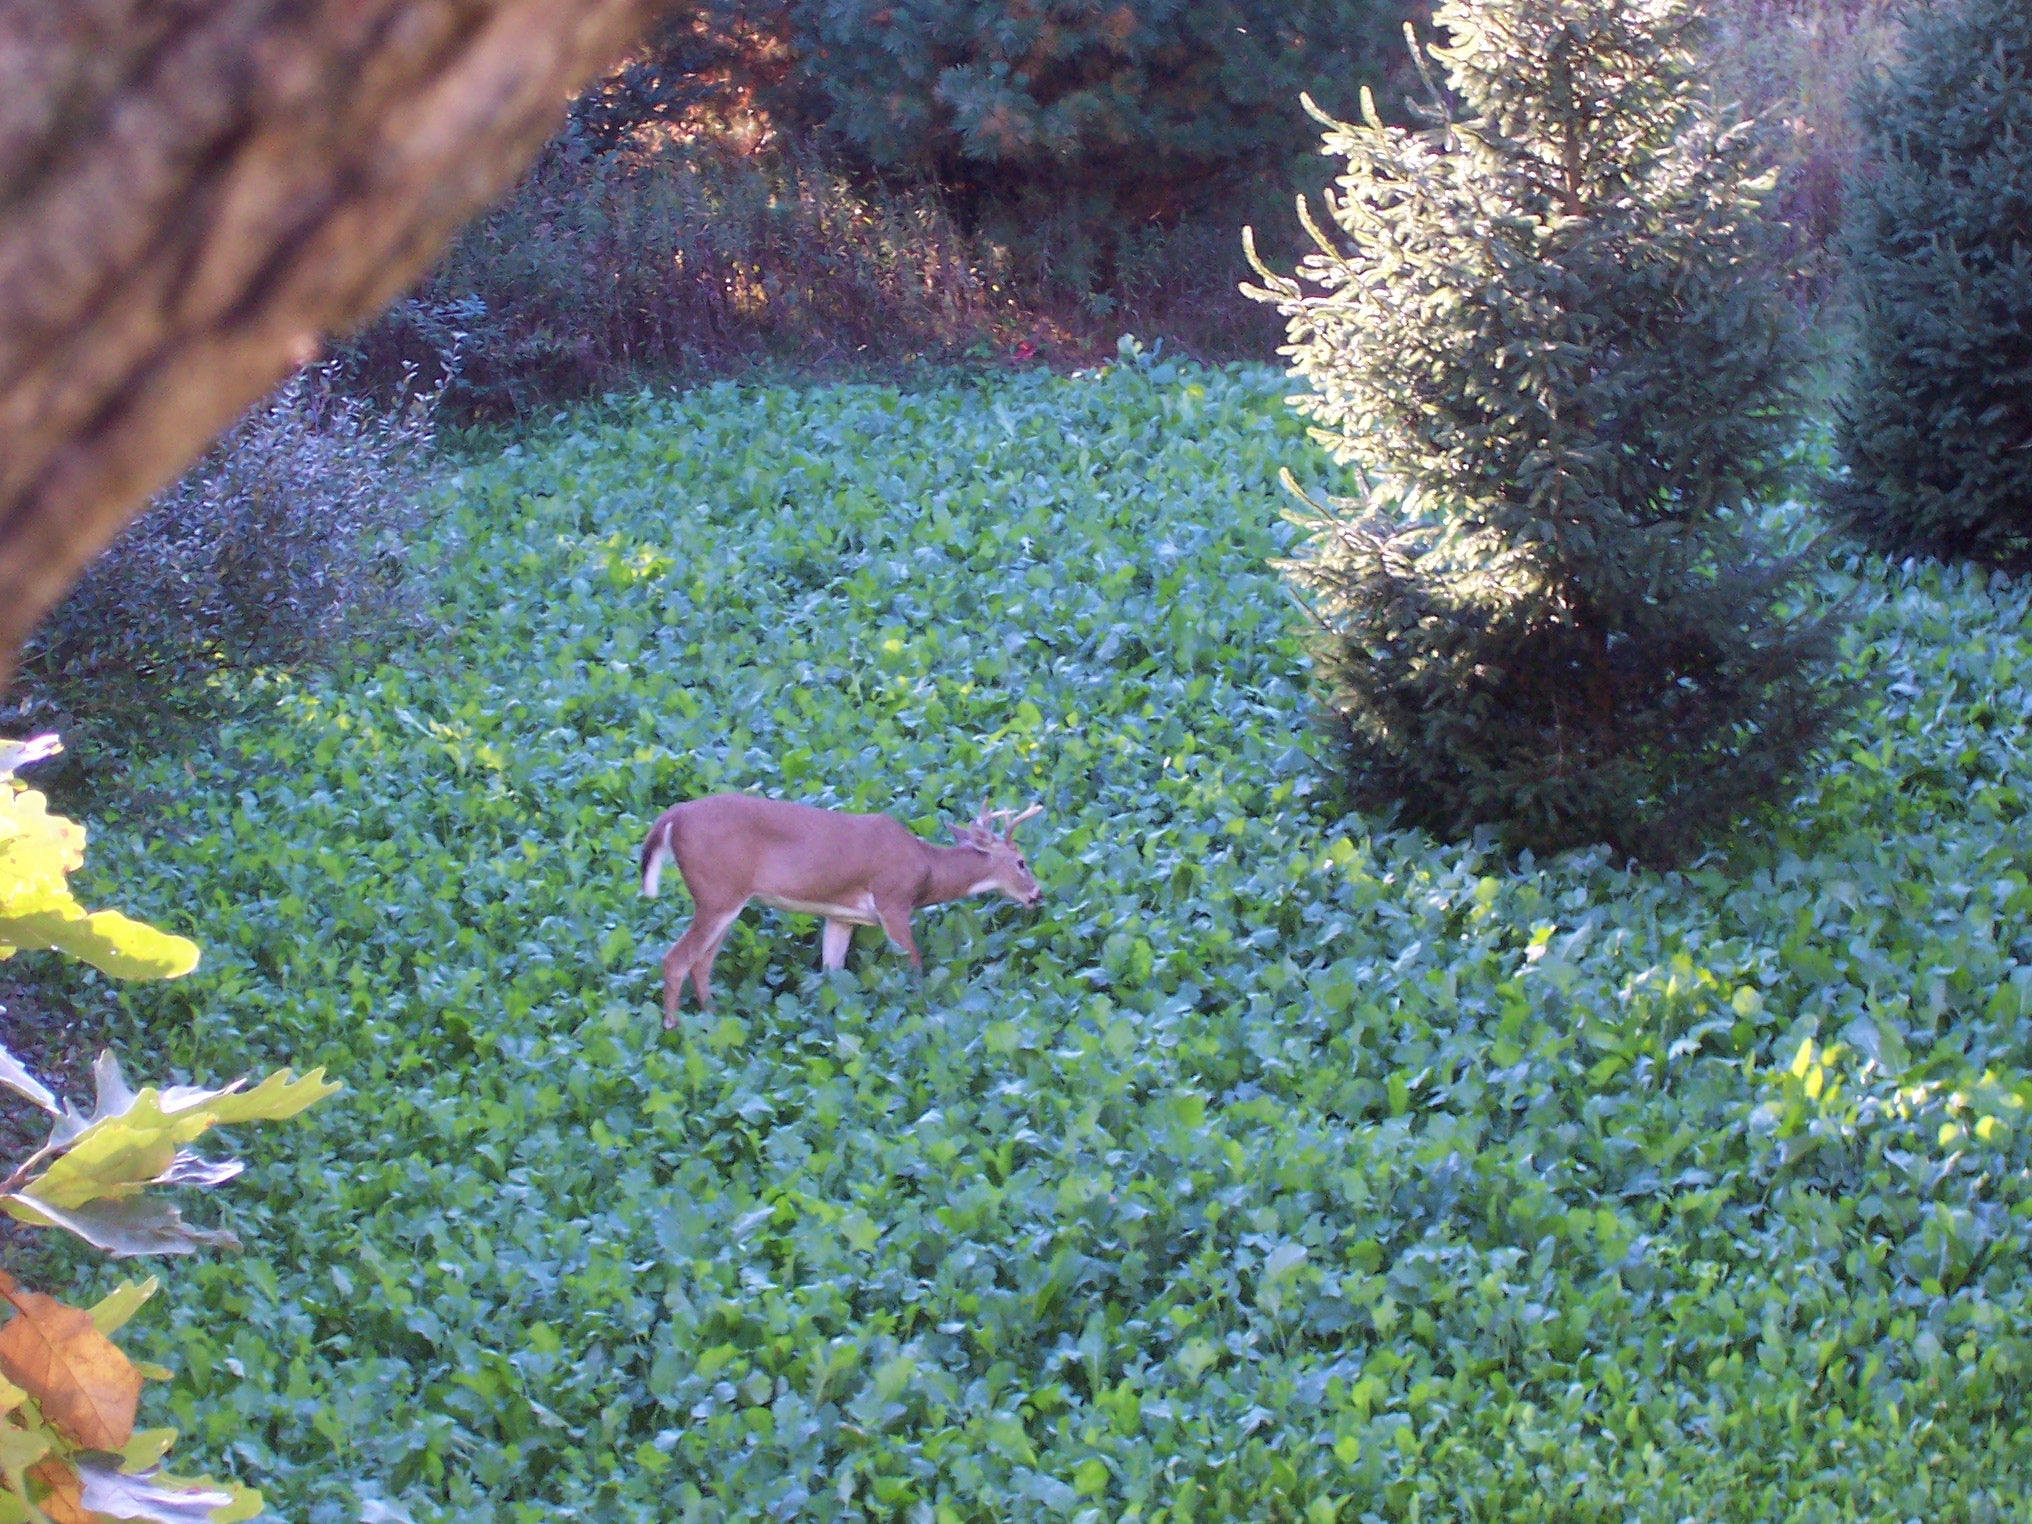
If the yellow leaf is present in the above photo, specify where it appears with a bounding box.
[1789,1039,1814,1079]
[87,1279,159,1337]
[0,769,197,981]
[118,1427,179,1472]
[203,1068,342,1126]
[23,1068,336,1216]
[0,909,199,981]
[26,1457,88,1524]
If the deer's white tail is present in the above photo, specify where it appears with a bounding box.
[639,815,676,897]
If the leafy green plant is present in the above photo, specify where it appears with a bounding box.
[1244,0,1841,863]
[0,735,337,1523]
[1827,0,2032,564]
[77,366,2032,1521]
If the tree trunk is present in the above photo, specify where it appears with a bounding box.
[0,0,670,691]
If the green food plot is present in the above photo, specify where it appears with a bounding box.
[67,365,2032,1520]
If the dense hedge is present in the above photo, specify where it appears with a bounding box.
[48,365,2032,1521]
[793,0,1414,280]
[1828,0,2032,564]
[570,0,1418,293]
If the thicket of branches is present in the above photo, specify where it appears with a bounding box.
[15,363,446,739]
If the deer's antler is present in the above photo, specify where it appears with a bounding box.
[976,802,1044,838]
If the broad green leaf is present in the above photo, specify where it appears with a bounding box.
[1263,1242,1309,1280]
[117,1429,179,1473]
[87,1280,160,1338]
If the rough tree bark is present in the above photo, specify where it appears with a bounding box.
[0,0,671,690]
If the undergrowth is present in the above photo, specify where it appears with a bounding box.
[23,364,2030,1521]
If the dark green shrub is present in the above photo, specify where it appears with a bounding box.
[790,0,1414,290]
[1827,0,2032,564]
[565,1,1415,302]
[567,0,800,150]
[1247,0,1841,863]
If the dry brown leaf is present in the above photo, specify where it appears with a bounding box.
[27,1457,90,1524]
[0,1273,139,1452]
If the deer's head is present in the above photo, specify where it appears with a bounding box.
[952,803,1044,906]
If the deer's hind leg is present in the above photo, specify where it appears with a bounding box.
[660,922,706,1026]
[821,918,853,972]
[661,902,745,1027]
[683,904,748,1017]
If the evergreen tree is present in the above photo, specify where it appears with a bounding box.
[1247,0,1840,863]
[1828,0,2032,564]
[799,0,1408,257]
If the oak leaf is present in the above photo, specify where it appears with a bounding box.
[79,1462,243,1523]
[0,1273,139,1451]
[26,1457,88,1524]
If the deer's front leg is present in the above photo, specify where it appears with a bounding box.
[821,918,853,971]
[875,900,922,974]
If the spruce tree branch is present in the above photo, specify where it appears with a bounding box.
[0,0,672,691]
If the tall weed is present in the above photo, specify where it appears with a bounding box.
[346,134,1280,417]
[346,138,1007,416]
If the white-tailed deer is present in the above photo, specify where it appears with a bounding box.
[639,795,1043,1024]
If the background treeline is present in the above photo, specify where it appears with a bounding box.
[5,0,1949,801]
[347,0,1901,420]
[343,0,1424,415]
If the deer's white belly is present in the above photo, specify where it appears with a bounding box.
[758,892,880,924]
